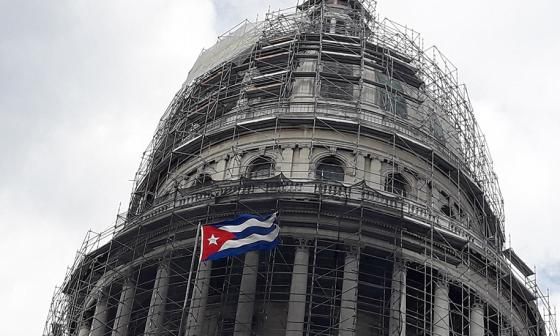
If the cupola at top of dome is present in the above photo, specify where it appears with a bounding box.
[298,0,375,31]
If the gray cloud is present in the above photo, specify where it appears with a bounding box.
[0,1,216,335]
[378,0,560,298]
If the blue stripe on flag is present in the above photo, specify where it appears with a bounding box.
[214,213,275,228]
[206,238,280,261]
[234,225,278,239]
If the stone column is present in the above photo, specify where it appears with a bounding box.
[213,157,227,180]
[184,260,212,336]
[292,146,310,180]
[285,241,310,336]
[368,158,382,189]
[90,289,109,336]
[111,276,136,336]
[229,154,242,179]
[329,17,337,34]
[388,261,407,336]
[144,259,171,336]
[292,77,315,98]
[233,251,259,336]
[354,154,366,181]
[432,280,450,336]
[280,147,294,178]
[470,302,484,336]
[339,248,359,336]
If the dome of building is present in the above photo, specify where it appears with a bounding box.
[43,1,557,336]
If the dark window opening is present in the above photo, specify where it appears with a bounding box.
[381,91,408,118]
[453,203,464,218]
[248,157,274,179]
[441,205,455,218]
[429,112,446,143]
[378,77,408,118]
[193,174,212,187]
[384,173,408,197]
[145,192,155,208]
[323,61,353,76]
[321,80,354,101]
[440,190,459,219]
[320,61,355,101]
[316,157,345,182]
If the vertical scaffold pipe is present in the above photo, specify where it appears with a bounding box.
[339,247,359,336]
[90,289,109,336]
[234,250,259,336]
[185,260,212,336]
[111,276,136,336]
[470,302,485,336]
[144,259,171,336]
[433,280,450,336]
[389,260,407,336]
[286,241,310,336]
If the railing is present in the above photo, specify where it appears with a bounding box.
[132,176,481,247]
[174,99,473,186]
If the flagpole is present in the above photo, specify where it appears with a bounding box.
[178,220,202,336]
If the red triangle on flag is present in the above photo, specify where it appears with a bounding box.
[201,225,236,261]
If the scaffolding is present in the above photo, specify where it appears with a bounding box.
[44,1,556,336]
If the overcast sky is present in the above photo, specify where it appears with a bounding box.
[0,1,558,335]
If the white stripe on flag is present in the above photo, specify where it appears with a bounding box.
[219,213,277,233]
[219,225,280,251]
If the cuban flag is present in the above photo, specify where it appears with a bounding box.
[200,212,280,262]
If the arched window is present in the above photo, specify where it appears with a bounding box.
[193,174,212,187]
[316,157,345,182]
[440,190,458,219]
[441,205,456,219]
[248,157,274,179]
[384,173,408,197]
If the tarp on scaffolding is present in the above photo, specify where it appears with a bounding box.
[186,21,263,84]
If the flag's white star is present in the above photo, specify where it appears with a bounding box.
[208,234,219,245]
